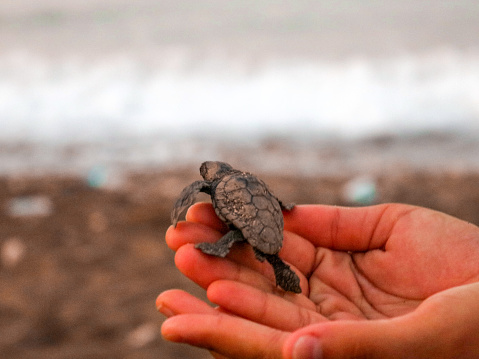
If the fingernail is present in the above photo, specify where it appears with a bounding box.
[156,301,175,318]
[293,335,323,359]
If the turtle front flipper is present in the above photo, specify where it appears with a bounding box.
[195,229,244,257]
[264,254,301,293]
[171,180,210,227]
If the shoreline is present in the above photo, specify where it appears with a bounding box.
[2,131,479,178]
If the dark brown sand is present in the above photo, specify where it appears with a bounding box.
[1,168,479,358]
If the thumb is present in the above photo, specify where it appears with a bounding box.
[282,317,435,359]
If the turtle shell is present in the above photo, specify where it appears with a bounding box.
[211,172,283,255]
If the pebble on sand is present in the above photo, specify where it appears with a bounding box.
[1,237,26,268]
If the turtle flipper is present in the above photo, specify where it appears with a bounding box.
[253,248,266,262]
[278,199,295,211]
[171,180,210,227]
[264,254,301,293]
[195,229,244,257]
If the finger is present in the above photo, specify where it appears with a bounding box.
[283,204,416,251]
[207,280,325,331]
[162,313,287,359]
[283,295,472,359]
[281,230,316,276]
[210,352,230,359]
[175,244,277,291]
[283,319,399,359]
[156,290,254,359]
[165,221,223,251]
[156,289,216,317]
[186,202,227,232]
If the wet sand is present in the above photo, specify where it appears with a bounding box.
[1,166,479,358]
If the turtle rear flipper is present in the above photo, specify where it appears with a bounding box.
[253,248,266,262]
[279,200,295,211]
[196,229,244,257]
[171,180,210,227]
[264,254,301,293]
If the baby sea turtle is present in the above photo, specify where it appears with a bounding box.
[171,161,301,293]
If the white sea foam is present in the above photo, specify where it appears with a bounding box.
[1,48,478,144]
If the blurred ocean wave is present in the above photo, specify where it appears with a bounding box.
[1,0,478,174]
[1,49,478,142]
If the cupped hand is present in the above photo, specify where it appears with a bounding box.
[157,202,479,358]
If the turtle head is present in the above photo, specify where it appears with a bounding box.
[200,161,234,182]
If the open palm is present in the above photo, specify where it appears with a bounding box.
[158,202,479,358]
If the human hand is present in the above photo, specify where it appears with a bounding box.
[157,202,479,358]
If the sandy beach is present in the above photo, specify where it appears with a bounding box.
[1,159,479,358]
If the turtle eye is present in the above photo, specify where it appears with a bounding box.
[200,162,209,179]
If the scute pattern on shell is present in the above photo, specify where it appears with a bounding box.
[212,172,283,255]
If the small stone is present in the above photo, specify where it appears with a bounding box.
[342,176,377,205]
[125,322,158,348]
[7,196,53,217]
[86,165,108,188]
[1,237,26,268]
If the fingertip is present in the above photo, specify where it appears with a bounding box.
[186,202,227,231]
[292,335,323,359]
[161,317,183,342]
[166,220,224,252]
[155,292,165,310]
[164,224,177,249]
[156,291,177,317]
[185,202,213,223]
[174,243,197,271]
[156,289,184,308]
[283,324,328,359]
[165,222,191,250]
[205,280,220,300]
[206,280,234,303]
